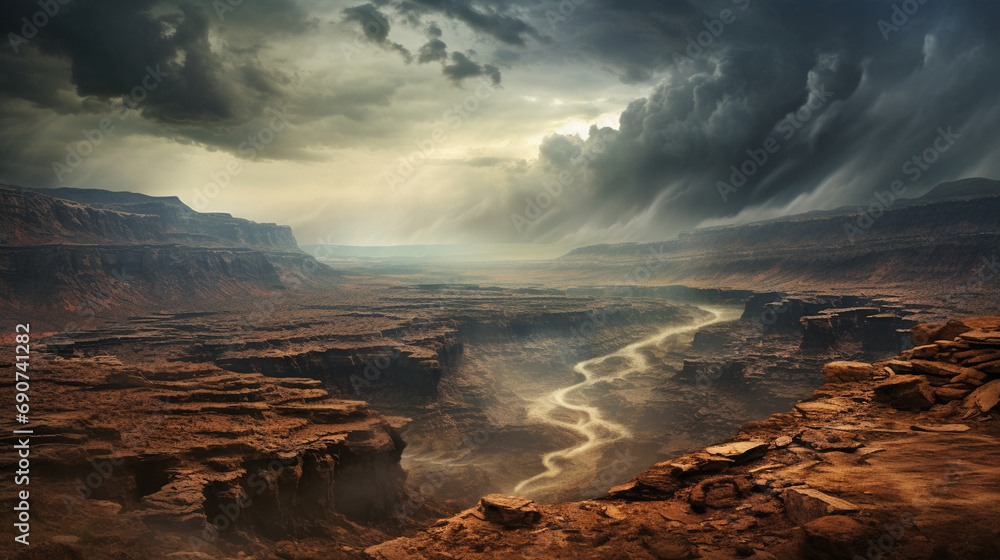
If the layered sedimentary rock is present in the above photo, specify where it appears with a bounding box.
[556,180,1000,310]
[0,352,413,559]
[0,185,333,316]
[366,316,1000,560]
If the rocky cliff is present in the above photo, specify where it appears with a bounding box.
[0,184,334,318]
[559,179,1000,309]
[366,316,1000,560]
[0,351,418,559]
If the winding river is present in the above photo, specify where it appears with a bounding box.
[513,306,740,497]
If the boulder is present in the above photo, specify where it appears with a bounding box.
[977,360,1000,375]
[688,475,752,512]
[964,380,1000,413]
[884,360,915,375]
[910,360,979,378]
[950,369,987,385]
[802,515,871,560]
[479,494,541,527]
[959,330,1000,346]
[781,488,860,525]
[934,387,972,403]
[912,344,939,359]
[823,362,880,383]
[910,320,971,346]
[703,441,769,464]
[873,376,935,411]
[960,351,1000,366]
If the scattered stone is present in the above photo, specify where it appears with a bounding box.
[703,441,769,464]
[781,488,860,525]
[802,515,870,560]
[884,360,915,374]
[688,475,752,512]
[955,348,998,360]
[910,424,971,433]
[600,505,627,521]
[795,401,848,417]
[950,369,987,385]
[773,436,793,448]
[934,387,972,403]
[910,360,980,378]
[479,494,541,527]
[912,344,939,359]
[960,351,1000,366]
[823,362,880,383]
[959,330,1000,346]
[911,320,971,346]
[873,375,935,411]
[794,428,863,452]
[977,360,1000,375]
[964,380,1000,413]
[661,453,736,477]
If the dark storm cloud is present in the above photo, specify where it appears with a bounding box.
[497,0,1000,242]
[406,0,542,46]
[342,3,413,63]
[442,52,501,85]
[416,22,447,63]
[0,0,312,126]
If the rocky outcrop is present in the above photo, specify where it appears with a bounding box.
[2,185,301,251]
[0,353,412,559]
[0,185,334,317]
[365,316,1000,559]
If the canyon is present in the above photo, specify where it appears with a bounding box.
[0,181,998,559]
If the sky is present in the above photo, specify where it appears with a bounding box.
[1,0,999,248]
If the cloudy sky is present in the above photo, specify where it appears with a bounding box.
[2,0,998,247]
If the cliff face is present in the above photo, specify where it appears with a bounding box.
[2,185,301,251]
[366,316,1000,560]
[561,181,1000,303]
[0,185,333,317]
[0,352,413,559]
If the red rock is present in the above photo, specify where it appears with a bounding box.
[964,380,1000,413]
[910,360,980,378]
[823,361,880,383]
[874,375,935,410]
[912,344,939,359]
[911,320,972,346]
[479,494,541,527]
[781,488,860,525]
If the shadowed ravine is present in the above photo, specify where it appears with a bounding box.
[513,307,742,497]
